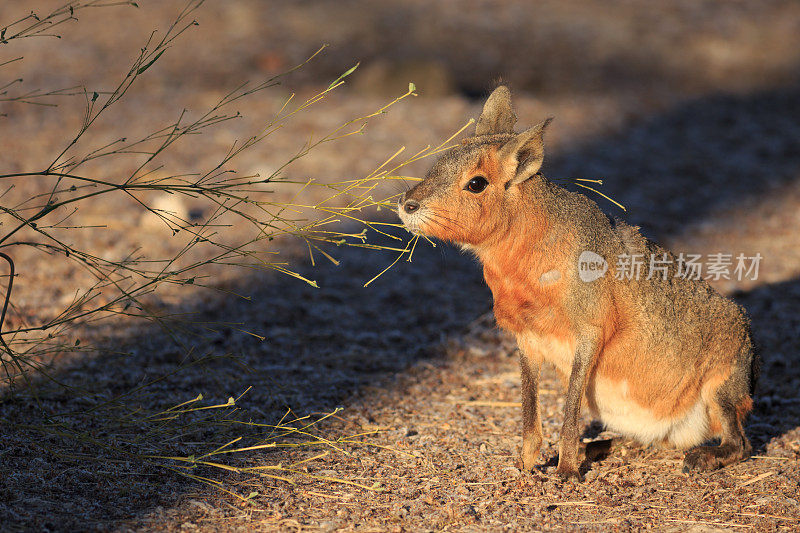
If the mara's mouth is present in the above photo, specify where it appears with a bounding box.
[404,224,423,236]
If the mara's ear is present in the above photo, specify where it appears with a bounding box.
[498,117,553,185]
[475,86,517,136]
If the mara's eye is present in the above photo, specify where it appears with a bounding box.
[466,175,489,194]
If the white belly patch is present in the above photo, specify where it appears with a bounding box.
[517,332,711,449]
[590,377,710,448]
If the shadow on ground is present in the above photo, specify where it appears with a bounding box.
[0,238,492,529]
[242,0,800,98]
[734,277,800,452]
[2,85,800,530]
[549,86,800,240]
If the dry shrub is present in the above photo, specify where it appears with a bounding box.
[0,0,466,499]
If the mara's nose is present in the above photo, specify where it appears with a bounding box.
[403,199,420,214]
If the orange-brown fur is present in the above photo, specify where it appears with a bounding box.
[398,86,759,479]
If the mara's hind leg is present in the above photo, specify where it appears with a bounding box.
[683,347,756,472]
[682,396,751,472]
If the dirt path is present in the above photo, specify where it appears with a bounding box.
[5,238,799,532]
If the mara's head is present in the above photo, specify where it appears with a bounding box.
[398,86,552,246]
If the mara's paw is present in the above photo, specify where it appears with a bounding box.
[683,447,717,472]
[521,455,537,473]
[555,465,583,482]
[521,436,543,473]
[682,444,746,473]
[583,438,616,462]
[521,449,541,473]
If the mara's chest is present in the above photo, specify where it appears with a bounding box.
[482,263,576,374]
[516,329,576,377]
[484,264,569,332]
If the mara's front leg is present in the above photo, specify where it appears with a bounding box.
[557,327,602,480]
[519,350,543,471]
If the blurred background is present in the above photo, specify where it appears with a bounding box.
[4,0,800,255]
[10,0,800,96]
[2,0,800,529]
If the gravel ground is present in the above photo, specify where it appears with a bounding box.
[1,1,799,531]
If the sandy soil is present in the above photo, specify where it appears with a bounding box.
[1,1,800,531]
